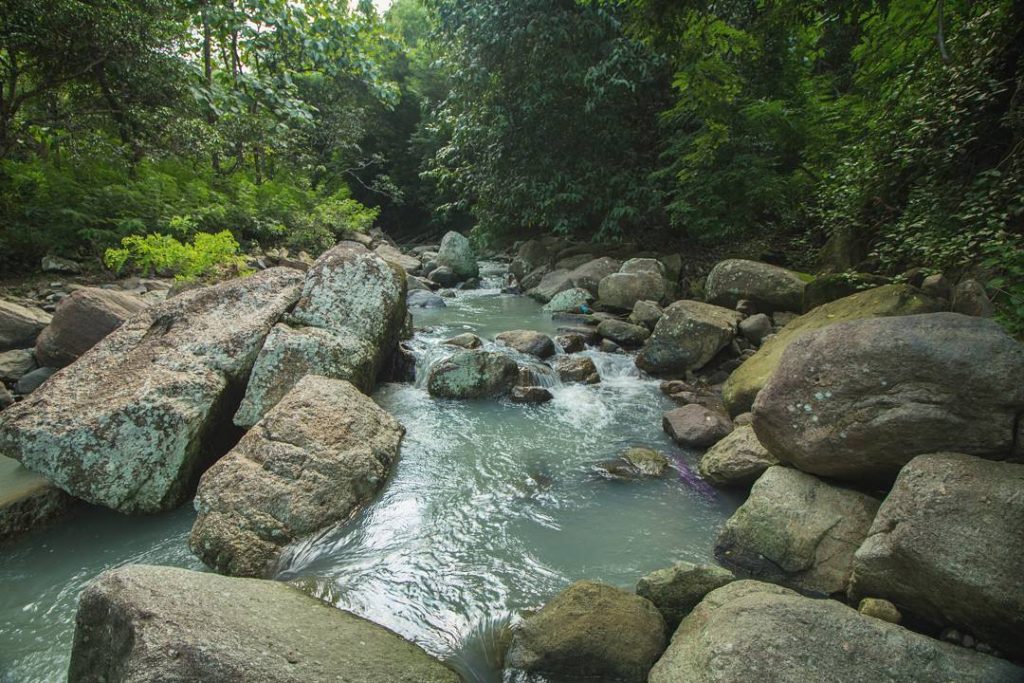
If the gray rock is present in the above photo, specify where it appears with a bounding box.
[951,279,993,317]
[34,287,148,367]
[68,564,460,683]
[850,453,1024,659]
[519,265,550,291]
[0,268,304,513]
[636,562,735,630]
[715,466,879,595]
[555,253,594,271]
[550,354,600,384]
[191,377,403,577]
[705,259,808,312]
[407,276,431,292]
[660,254,683,283]
[569,256,621,296]
[752,313,1024,485]
[0,454,72,542]
[374,243,421,274]
[598,271,667,310]
[508,580,666,683]
[427,350,519,399]
[435,231,479,279]
[527,269,574,303]
[649,580,1023,683]
[921,273,952,300]
[443,333,482,349]
[511,386,553,404]
[511,240,551,282]
[663,404,733,449]
[14,366,56,394]
[0,348,36,382]
[0,384,12,409]
[41,254,82,274]
[495,330,556,358]
[597,319,650,348]
[0,300,51,351]
[555,333,586,353]
[427,266,459,287]
[621,257,667,278]
[858,597,901,624]
[636,301,741,375]
[698,425,778,487]
[738,313,772,346]
[542,287,593,313]
[408,290,446,308]
[629,300,664,330]
[236,244,406,427]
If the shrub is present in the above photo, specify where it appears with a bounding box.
[104,230,249,280]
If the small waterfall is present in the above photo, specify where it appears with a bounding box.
[517,361,561,389]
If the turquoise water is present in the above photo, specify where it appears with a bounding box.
[0,261,741,682]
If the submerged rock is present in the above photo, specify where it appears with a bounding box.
[752,313,1024,484]
[34,287,148,367]
[636,561,736,630]
[495,330,556,358]
[235,243,406,427]
[0,268,304,514]
[427,350,519,399]
[705,259,808,313]
[649,580,1023,683]
[662,404,733,449]
[715,466,879,596]
[636,301,741,375]
[698,425,778,487]
[850,453,1024,659]
[507,580,666,683]
[436,231,479,280]
[68,564,460,683]
[0,300,51,351]
[190,376,403,578]
[622,447,669,476]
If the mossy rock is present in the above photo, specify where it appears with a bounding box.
[722,284,942,416]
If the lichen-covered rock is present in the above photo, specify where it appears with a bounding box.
[508,580,666,683]
[705,259,808,313]
[752,313,1024,484]
[649,580,1023,683]
[636,562,735,630]
[598,271,666,310]
[622,447,669,476]
[0,268,304,513]
[34,287,148,367]
[495,330,556,358]
[426,350,518,399]
[597,319,650,347]
[236,243,406,427]
[0,300,51,352]
[857,598,901,624]
[190,377,403,577]
[723,284,942,416]
[0,454,72,542]
[850,453,1024,659]
[698,425,778,487]
[542,287,593,313]
[550,354,600,384]
[663,404,733,449]
[715,467,879,596]
[569,256,621,296]
[68,564,460,683]
[636,301,741,375]
[436,231,479,279]
[527,269,573,303]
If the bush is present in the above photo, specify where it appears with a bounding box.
[104,230,249,280]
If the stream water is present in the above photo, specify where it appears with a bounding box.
[0,261,741,682]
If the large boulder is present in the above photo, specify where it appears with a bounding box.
[598,271,666,311]
[649,580,1023,683]
[435,231,479,279]
[636,562,736,631]
[235,243,406,427]
[752,313,1024,484]
[542,287,593,313]
[511,239,552,282]
[715,466,879,596]
[569,256,621,296]
[850,453,1024,659]
[507,580,666,683]
[374,243,421,274]
[705,259,808,313]
[0,300,51,351]
[698,425,778,487]
[0,268,304,513]
[190,376,403,578]
[68,564,460,683]
[34,287,148,368]
[495,330,556,358]
[723,284,942,415]
[637,301,741,375]
[527,269,573,303]
[426,350,518,399]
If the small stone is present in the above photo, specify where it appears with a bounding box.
[443,333,482,349]
[920,274,951,300]
[511,386,553,404]
[858,598,902,624]
[662,405,733,449]
[15,366,56,394]
[941,627,963,645]
[738,313,772,346]
[599,339,621,354]
[550,355,600,384]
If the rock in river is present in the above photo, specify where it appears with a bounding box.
[637,561,736,631]
[508,580,666,683]
[0,300,51,351]
[663,404,733,449]
[705,259,808,313]
[495,329,556,358]
[636,301,741,375]
[850,453,1024,659]
[435,230,479,280]
[190,376,403,578]
[427,350,519,399]
[235,243,406,427]
[34,287,148,367]
[698,425,778,487]
[68,564,460,683]
[550,354,600,384]
[0,268,304,514]
[649,580,1023,683]
[752,313,1024,484]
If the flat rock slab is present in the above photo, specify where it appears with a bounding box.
[0,454,72,542]
[68,564,460,683]
[715,466,879,596]
[851,453,1024,659]
[649,580,1023,683]
[190,376,403,577]
[0,268,304,514]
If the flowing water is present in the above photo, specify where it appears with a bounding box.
[0,261,741,682]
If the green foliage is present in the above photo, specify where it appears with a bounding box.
[104,230,248,280]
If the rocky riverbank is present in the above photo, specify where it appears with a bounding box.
[0,230,1021,681]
